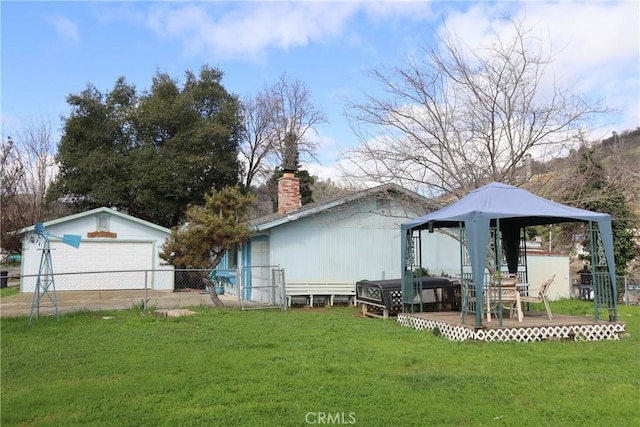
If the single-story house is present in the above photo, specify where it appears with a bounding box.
[239,174,433,304]
[18,207,173,292]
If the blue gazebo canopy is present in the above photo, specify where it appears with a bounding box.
[400,182,617,325]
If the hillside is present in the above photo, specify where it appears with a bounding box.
[533,127,640,218]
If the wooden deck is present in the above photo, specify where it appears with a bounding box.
[397,310,627,342]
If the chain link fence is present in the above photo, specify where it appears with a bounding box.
[0,266,286,318]
[238,265,285,310]
[621,275,640,305]
[1,265,637,319]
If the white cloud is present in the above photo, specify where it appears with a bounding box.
[440,1,639,133]
[145,2,363,60]
[360,0,437,23]
[528,3,639,70]
[51,16,80,41]
[143,1,436,61]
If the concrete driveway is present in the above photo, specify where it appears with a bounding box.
[0,288,261,318]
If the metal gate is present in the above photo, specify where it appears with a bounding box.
[238,265,285,310]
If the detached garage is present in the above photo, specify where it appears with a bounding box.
[19,207,173,292]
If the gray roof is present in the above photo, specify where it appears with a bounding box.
[249,183,430,232]
[403,181,611,229]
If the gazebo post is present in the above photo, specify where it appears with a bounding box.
[589,221,618,322]
[458,225,466,324]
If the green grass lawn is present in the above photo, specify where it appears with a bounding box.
[2,302,639,426]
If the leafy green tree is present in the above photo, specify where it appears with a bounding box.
[160,186,254,306]
[49,66,242,227]
[561,147,638,292]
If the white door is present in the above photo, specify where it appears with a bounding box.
[250,239,272,303]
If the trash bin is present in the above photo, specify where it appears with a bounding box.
[0,271,8,289]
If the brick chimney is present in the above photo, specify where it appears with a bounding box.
[277,172,301,215]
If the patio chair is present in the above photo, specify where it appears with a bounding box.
[519,275,555,320]
[488,276,522,322]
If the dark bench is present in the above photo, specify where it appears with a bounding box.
[356,277,458,318]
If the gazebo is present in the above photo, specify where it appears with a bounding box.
[399,182,619,339]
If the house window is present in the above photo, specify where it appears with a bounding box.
[96,216,110,231]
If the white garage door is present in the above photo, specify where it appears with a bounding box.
[45,241,153,291]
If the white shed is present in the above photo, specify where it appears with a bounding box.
[19,207,173,292]
[526,250,571,301]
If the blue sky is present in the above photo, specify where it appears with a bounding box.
[2,1,639,181]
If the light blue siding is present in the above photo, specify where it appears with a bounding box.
[418,230,463,276]
[263,199,421,283]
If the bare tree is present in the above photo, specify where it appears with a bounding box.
[1,135,25,252]
[15,118,57,223]
[0,119,58,253]
[340,19,609,199]
[239,93,279,189]
[1,136,23,198]
[239,74,327,189]
[270,74,327,166]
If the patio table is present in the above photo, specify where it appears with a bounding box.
[485,281,523,322]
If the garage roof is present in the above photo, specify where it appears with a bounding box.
[17,207,171,235]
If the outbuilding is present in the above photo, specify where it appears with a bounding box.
[19,207,173,292]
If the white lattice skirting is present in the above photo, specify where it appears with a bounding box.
[397,314,627,342]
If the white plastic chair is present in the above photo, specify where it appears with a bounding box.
[519,275,555,320]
